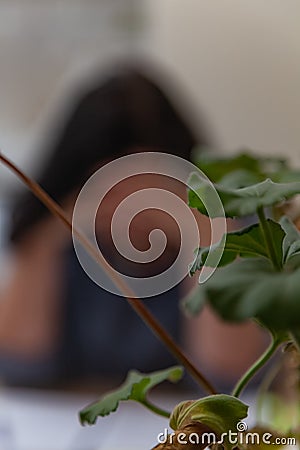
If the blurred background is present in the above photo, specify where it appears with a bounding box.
[1,0,300,252]
[0,1,299,447]
[1,0,300,185]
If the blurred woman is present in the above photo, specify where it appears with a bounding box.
[0,63,208,388]
[0,63,265,391]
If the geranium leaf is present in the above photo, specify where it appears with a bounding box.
[170,394,248,450]
[280,216,300,266]
[285,240,300,267]
[184,258,300,332]
[80,366,183,425]
[197,150,291,187]
[189,220,285,272]
[272,169,300,183]
[195,151,262,183]
[194,151,300,187]
[182,283,207,316]
[217,169,261,188]
[188,178,300,218]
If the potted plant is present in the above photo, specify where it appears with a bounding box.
[1,150,300,449]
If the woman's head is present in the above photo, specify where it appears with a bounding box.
[10,64,208,244]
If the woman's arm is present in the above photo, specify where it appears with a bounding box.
[0,217,68,358]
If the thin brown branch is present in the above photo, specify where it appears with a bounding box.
[0,151,217,394]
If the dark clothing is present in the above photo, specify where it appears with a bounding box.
[0,246,181,387]
[61,246,181,382]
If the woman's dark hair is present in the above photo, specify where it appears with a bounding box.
[10,65,207,244]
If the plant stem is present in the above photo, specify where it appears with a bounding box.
[0,152,217,395]
[232,336,280,398]
[141,400,171,418]
[257,206,281,271]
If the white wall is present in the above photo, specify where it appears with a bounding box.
[0,0,141,194]
[1,0,300,196]
[141,0,300,163]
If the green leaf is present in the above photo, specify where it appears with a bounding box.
[183,258,300,332]
[189,220,285,272]
[80,366,183,425]
[170,394,248,450]
[272,168,300,183]
[189,178,300,218]
[217,169,261,188]
[280,216,300,265]
[194,150,300,187]
[190,235,235,274]
[182,283,207,316]
[195,151,262,184]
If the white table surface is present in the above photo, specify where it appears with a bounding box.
[0,387,179,450]
[0,384,298,450]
